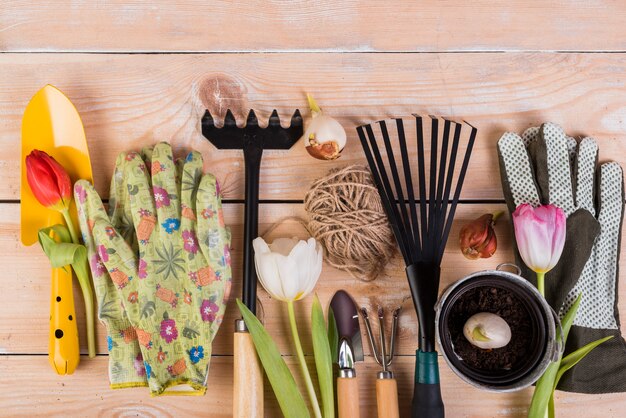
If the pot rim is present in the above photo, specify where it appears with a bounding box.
[435,264,557,392]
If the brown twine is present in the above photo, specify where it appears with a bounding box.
[303,165,395,281]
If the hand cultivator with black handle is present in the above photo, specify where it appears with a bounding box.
[358,116,476,418]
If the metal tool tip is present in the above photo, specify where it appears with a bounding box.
[201,110,215,127]
[246,109,258,125]
[224,109,236,126]
[291,109,303,125]
[377,306,384,318]
[360,307,368,318]
[268,109,280,127]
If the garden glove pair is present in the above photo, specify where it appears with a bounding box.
[76,143,232,396]
[498,123,626,393]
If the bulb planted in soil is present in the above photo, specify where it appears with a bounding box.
[463,312,512,349]
[447,286,532,372]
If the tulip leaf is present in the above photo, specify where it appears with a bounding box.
[327,307,338,364]
[37,224,86,269]
[312,295,334,418]
[237,299,309,418]
[528,293,583,418]
[553,335,614,392]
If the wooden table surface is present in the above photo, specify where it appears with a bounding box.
[2,1,626,417]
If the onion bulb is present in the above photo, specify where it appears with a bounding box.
[303,94,347,160]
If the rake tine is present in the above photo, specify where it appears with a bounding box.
[365,123,413,261]
[378,307,388,372]
[438,122,477,262]
[247,109,259,126]
[224,109,237,127]
[438,121,462,246]
[268,109,280,127]
[379,120,416,258]
[202,110,215,128]
[414,115,428,261]
[427,116,439,259]
[389,307,400,366]
[432,118,451,253]
[290,109,303,126]
[396,118,421,257]
[357,125,411,264]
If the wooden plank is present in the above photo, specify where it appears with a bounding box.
[3,1,626,52]
[3,202,626,356]
[1,355,625,417]
[3,53,626,201]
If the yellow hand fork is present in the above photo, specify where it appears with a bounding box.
[21,85,93,374]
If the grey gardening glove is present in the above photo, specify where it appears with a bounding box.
[498,122,626,393]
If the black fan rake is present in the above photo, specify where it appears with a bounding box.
[357,116,476,418]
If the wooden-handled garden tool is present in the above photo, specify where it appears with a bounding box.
[358,116,476,417]
[361,306,401,418]
[330,290,364,418]
[201,108,302,417]
[20,85,93,374]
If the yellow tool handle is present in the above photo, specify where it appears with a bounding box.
[337,375,360,418]
[48,267,80,375]
[233,326,263,417]
[376,377,399,418]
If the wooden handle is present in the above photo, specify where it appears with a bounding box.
[48,267,79,375]
[233,330,263,417]
[376,378,399,418]
[337,376,360,418]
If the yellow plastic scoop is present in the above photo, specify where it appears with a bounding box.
[21,85,93,374]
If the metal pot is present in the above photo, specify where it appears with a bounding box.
[435,264,562,392]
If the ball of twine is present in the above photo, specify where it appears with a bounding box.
[304,165,395,281]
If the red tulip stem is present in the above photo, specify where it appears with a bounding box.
[61,206,96,358]
[537,272,545,297]
[61,208,80,245]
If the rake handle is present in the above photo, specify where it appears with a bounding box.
[406,263,440,351]
[234,323,264,417]
[242,135,263,314]
[406,265,444,417]
[412,350,444,418]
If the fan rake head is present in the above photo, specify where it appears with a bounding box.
[357,116,476,266]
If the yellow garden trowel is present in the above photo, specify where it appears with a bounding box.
[21,85,93,374]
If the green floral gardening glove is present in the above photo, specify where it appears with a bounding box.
[76,153,146,389]
[77,143,232,396]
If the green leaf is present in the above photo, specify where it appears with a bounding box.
[560,293,583,343]
[327,307,338,364]
[553,335,614,391]
[528,294,582,418]
[37,225,86,269]
[237,299,309,418]
[311,295,334,418]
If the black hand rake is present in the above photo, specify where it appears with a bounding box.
[202,108,303,417]
[357,116,476,418]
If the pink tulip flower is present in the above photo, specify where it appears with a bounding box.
[512,203,566,295]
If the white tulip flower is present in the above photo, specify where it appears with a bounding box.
[253,237,323,302]
[252,236,324,418]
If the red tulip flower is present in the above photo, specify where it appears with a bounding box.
[25,150,72,212]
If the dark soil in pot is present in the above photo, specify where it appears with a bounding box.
[447,286,532,371]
